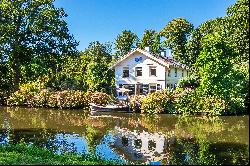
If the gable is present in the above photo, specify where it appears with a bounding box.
[111,48,168,69]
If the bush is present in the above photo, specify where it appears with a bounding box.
[141,89,174,114]
[88,92,113,106]
[177,74,199,89]
[28,89,52,107]
[6,79,113,109]
[56,90,88,109]
[129,95,145,112]
[7,79,45,106]
[174,88,226,115]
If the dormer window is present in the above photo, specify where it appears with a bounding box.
[122,67,129,78]
[135,67,142,77]
[149,66,156,77]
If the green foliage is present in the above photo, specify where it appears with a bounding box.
[226,0,249,62]
[160,18,194,65]
[83,42,114,94]
[47,90,88,109]
[44,41,115,94]
[88,92,113,106]
[139,29,162,54]
[7,77,48,106]
[114,30,139,60]
[0,143,121,165]
[128,95,145,112]
[174,88,226,115]
[6,79,112,109]
[141,90,175,114]
[195,34,248,114]
[0,0,79,89]
[177,74,199,89]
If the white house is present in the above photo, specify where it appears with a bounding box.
[111,126,170,163]
[111,47,190,96]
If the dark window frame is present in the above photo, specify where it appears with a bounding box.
[122,67,129,78]
[149,66,157,77]
[135,67,142,77]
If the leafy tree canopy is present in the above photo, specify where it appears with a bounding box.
[0,0,78,89]
[114,30,138,60]
[160,18,194,65]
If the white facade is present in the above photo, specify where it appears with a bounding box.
[111,48,189,95]
[112,126,169,163]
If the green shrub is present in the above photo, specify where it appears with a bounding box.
[88,92,113,106]
[174,88,226,115]
[57,90,88,109]
[7,81,43,106]
[129,95,145,112]
[28,89,52,107]
[177,74,199,89]
[141,89,174,114]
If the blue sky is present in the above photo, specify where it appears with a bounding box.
[54,0,236,51]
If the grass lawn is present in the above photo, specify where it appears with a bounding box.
[0,143,123,165]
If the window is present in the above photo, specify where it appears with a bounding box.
[149,83,157,93]
[182,70,184,77]
[148,140,156,151]
[149,66,156,77]
[122,67,129,78]
[122,136,128,147]
[175,68,177,77]
[168,69,171,77]
[118,84,123,96]
[135,67,142,77]
[134,139,142,149]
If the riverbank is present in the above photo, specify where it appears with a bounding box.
[0,143,122,165]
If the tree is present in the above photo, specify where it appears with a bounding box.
[139,29,162,54]
[226,0,249,62]
[0,0,78,90]
[114,30,138,60]
[160,18,194,65]
[84,41,114,93]
[195,34,248,114]
[185,17,225,67]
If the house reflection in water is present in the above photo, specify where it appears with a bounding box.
[111,126,171,164]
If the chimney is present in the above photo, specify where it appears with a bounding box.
[168,49,172,57]
[145,46,151,52]
[160,50,166,57]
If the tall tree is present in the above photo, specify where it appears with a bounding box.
[225,0,249,62]
[160,18,193,65]
[84,41,114,93]
[114,30,138,60]
[0,0,78,89]
[139,29,161,54]
[185,17,225,67]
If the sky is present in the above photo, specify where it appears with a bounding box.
[54,0,237,52]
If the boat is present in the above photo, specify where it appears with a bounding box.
[89,103,130,112]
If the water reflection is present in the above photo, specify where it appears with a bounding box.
[0,106,249,165]
[111,126,169,164]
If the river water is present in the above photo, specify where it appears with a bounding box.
[0,106,249,165]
